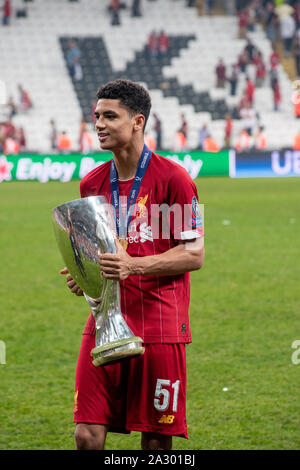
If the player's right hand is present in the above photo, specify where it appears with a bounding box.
[60,267,84,296]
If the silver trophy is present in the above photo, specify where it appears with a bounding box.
[52,195,145,366]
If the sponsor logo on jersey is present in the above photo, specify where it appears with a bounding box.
[136,194,148,218]
[158,414,175,424]
[127,221,153,244]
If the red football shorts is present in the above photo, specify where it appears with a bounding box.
[74,333,188,438]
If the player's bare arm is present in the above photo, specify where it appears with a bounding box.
[99,238,204,281]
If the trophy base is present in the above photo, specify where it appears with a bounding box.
[91,336,145,366]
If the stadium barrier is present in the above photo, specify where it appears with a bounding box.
[0,150,229,182]
[2,150,300,182]
[230,149,300,178]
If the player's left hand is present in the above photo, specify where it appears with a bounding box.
[98,239,133,281]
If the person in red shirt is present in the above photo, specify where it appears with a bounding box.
[270,47,280,70]
[237,8,249,39]
[158,30,169,56]
[60,79,204,450]
[253,51,266,87]
[147,30,158,57]
[215,59,226,88]
[2,0,11,26]
[272,78,281,111]
[245,76,255,105]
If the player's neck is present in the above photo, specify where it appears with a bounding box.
[112,140,145,181]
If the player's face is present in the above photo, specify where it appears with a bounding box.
[94,99,136,150]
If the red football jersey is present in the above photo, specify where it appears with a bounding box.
[80,152,203,343]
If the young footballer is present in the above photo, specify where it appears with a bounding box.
[61,79,204,450]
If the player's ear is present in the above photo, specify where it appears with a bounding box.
[133,114,145,132]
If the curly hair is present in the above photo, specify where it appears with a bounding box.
[96,79,151,131]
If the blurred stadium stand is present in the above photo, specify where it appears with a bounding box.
[0,0,298,152]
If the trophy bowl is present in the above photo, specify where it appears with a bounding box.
[52,195,145,366]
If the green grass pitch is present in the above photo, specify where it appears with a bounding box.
[0,177,300,450]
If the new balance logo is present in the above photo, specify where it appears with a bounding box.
[140,222,153,243]
[158,415,175,424]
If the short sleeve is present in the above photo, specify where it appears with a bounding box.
[166,167,204,242]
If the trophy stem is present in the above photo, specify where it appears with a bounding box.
[91,279,145,366]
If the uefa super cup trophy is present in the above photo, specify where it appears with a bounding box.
[52,195,145,366]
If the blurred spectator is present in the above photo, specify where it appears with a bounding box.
[2,0,11,26]
[203,134,220,152]
[18,84,32,112]
[244,38,257,63]
[4,136,19,155]
[205,0,215,16]
[224,113,233,148]
[293,91,300,118]
[196,0,205,15]
[153,113,162,149]
[17,127,26,152]
[158,30,169,56]
[292,29,300,76]
[179,113,188,139]
[293,1,300,28]
[237,7,249,39]
[215,59,227,88]
[237,49,249,73]
[147,31,158,57]
[293,129,300,149]
[109,0,121,26]
[275,1,294,22]
[239,101,257,135]
[245,76,255,104]
[66,40,82,80]
[228,64,239,95]
[79,121,93,154]
[239,89,250,113]
[173,130,187,151]
[198,123,209,150]
[0,119,24,155]
[224,0,235,16]
[265,2,279,46]
[49,119,58,151]
[272,77,281,111]
[7,96,17,119]
[269,46,280,89]
[4,117,16,138]
[186,0,197,6]
[254,125,267,150]
[279,12,296,57]
[57,131,72,153]
[131,0,142,17]
[247,3,256,32]
[253,51,266,87]
[269,65,279,91]
[235,129,251,151]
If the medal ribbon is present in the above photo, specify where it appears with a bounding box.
[110,144,152,239]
